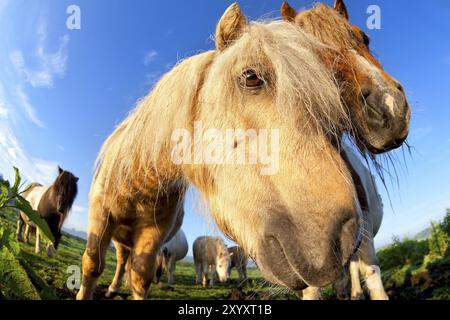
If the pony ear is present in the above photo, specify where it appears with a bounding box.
[215,2,247,51]
[334,0,349,20]
[58,166,63,174]
[75,177,79,182]
[281,1,297,22]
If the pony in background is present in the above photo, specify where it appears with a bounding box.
[16,166,78,256]
[193,236,231,288]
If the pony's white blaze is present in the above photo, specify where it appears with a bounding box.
[383,93,396,116]
[354,53,384,85]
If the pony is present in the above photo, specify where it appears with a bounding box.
[76,3,405,300]
[339,144,388,300]
[280,0,411,299]
[227,246,249,283]
[193,236,231,288]
[16,166,79,256]
[154,229,189,285]
[281,0,410,155]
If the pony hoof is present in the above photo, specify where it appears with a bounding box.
[105,290,116,299]
[351,292,365,300]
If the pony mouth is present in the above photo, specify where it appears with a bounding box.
[259,236,309,291]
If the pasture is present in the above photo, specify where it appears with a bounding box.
[0,208,299,300]
[1,207,449,300]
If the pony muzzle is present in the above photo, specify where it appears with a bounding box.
[256,213,361,289]
[360,85,410,153]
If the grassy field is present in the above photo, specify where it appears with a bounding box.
[1,207,299,300]
[2,206,449,300]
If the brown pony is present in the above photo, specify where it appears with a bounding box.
[282,0,410,155]
[16,167,79,255]
[76,3,405,300]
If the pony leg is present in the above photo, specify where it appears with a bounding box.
[209,264,216,288]
[350,258,364,300]
[201,264,208,288]
[24,224,31,243]
[302,287,322,300]
[167,255,176,285]
[333,271,350,300]
[195,263,202,285]
[35,229,42,254]
[129,226,165,300]
[16,216,24,242]
[106,242,130,298]
[358,238,388,300]
[76,206,115,300]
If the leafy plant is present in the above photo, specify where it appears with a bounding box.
[0,167,54,243]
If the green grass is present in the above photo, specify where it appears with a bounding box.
[3,206,449,300]
[1,208,299,300]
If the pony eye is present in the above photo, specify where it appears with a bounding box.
[239,69,265,90]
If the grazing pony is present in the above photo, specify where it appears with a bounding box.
[77,3,406,300]
[193,236,231,288]
[227,246,249,283]
[16,166,79,256]
[153,229,188,285]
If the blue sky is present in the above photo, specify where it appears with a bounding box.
[0,0,449,252]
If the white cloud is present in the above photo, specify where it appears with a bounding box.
[10,22,69,88]
[13,85,45,128]
[0,120,58,185]
[144,50,158,65]
[0,103,8,118]
[0,83,56,185]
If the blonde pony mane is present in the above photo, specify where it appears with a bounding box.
[93,19,353,204]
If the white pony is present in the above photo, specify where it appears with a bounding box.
[154,229,189,285]
[304,144,388,300]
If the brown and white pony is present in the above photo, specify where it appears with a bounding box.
[77,3,408,300]
[281,0,410,155]
[280,0,410,299]
[16,166,78,256]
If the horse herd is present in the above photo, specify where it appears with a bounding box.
[14,1,411,300]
